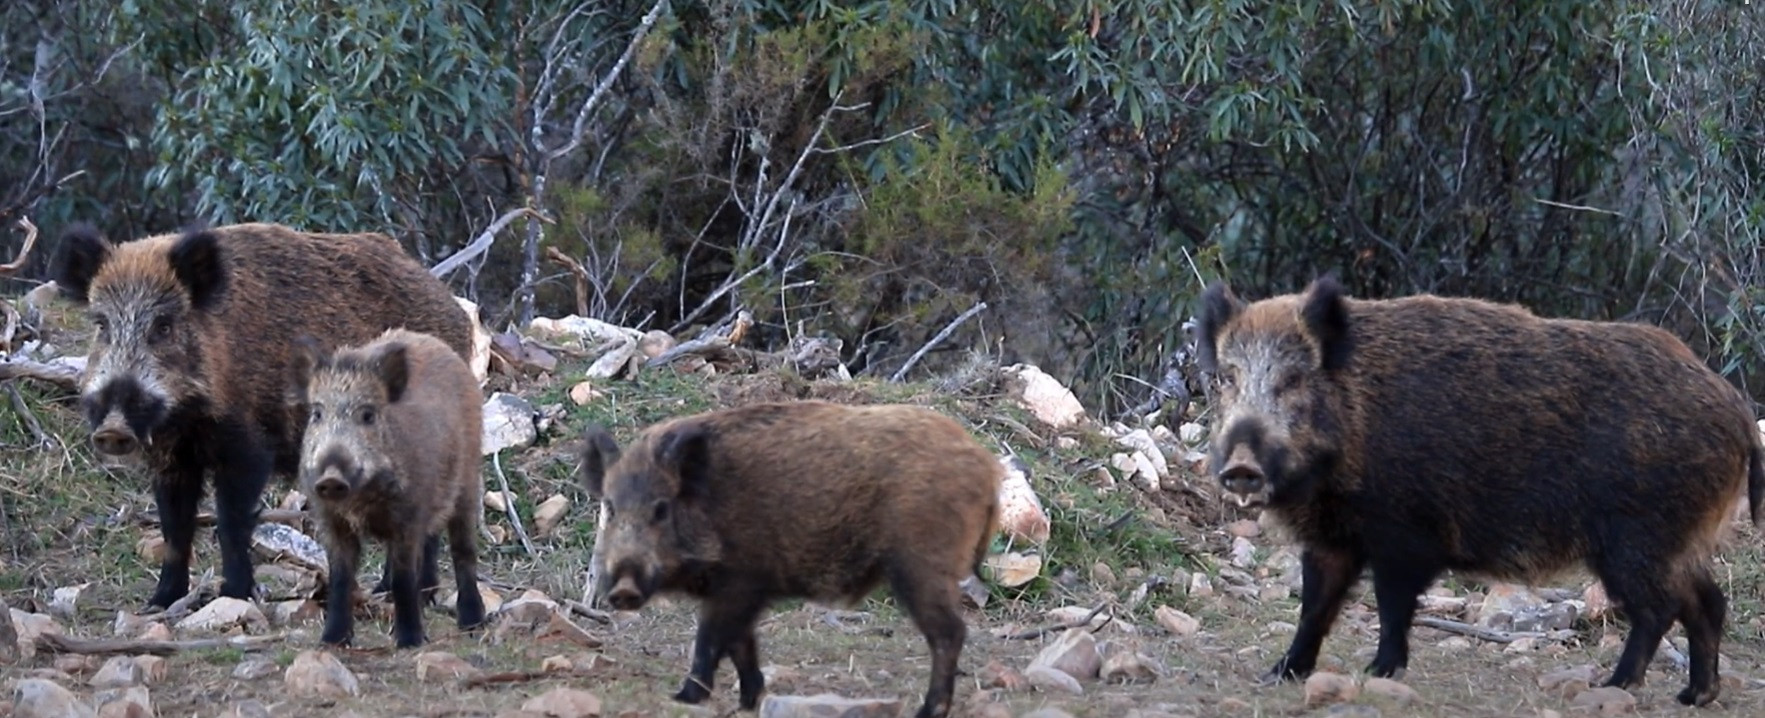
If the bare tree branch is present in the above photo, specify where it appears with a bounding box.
[430,207,552,279]
[0,218,40,274]
[890,301,989,383]
[544,0,670,162]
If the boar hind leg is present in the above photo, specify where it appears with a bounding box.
[387,535,430,648]
[448,510,487,631]
[212,427,272,601]
[1594,551,1679,691]
[889,564,968,718]
[1673,565,1726,707]
[1264,545,1366,685]
[676,589,768,706]
[1364,559,1442,678]
[147,459,204,609]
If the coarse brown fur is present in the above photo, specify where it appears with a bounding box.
[1196,276,1762,707]
[578,400,1002,718]
[292,329,486,649]
[50,221,472,608]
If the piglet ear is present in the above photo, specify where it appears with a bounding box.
[654,422,712,501]
[53,223,112,305]
[288,335,328,404]
[167,227,228,311]
[578,424,622,499]
[374,343,411,404]
[1300,275,1353,372]
[1196,281,1244,374]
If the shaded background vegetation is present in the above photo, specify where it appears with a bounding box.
[3,0,1762,415]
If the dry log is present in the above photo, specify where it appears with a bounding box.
[1413,616,1575,644]
[1003,602,1112,640]
[0,356,80,391]
[36,631,289,656]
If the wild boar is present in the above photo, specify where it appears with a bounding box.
[51,222,471,609]
[1196,276,1762,706]
[292,328,486,648]
[578,400,1002,718]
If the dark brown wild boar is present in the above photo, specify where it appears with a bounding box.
[1196,276,1762,706]
[50,222,472,609]
[292,328,486,648]
[577,400,1002,718]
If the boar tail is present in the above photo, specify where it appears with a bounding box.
[972,499,1000,576]
[1750,444,1764,527]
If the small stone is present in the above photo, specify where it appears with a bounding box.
[445,583,505,615]
[1570,686,1636,715]
[520,686,604,717]
[1188,573,1214,597]
[136,536,166,564]
[88,656,143,688]
[175,597,269,634]
[978,660,1028,691]
[1304,671,1360,707]
[483,392,539,455]
[11,678,95,718]
[136,623,171,642]
[1090,562,1117,587]
[54,655,99,674]
[219,701,272,718]
[10,608,64,658]
[1226,519,1261,538]
[1438,636,1472,651]
[1476,583,1546,626]
[93,686,151,718]
[48,584,88,622]
[284,650,360,698]
[132,656,167,684]
[534,494,571,537]
[417,651,485,683]
[1220,697,1251,711]
[1258,584,1291,602]
[1100,650,1162,684]
[1044,606,1110,630]
[485,490,510,514]
[1230,537,1257,568]
[1029,628,1101,681]
[568,381,603,406]
[541,655,574,672]
[1019,709,1077,718]
[1362,677,1416,705]
[1154,606,1200,636]
[535,610,604,648]
[757,694,903,718]
[959,575,989,610]
[1583,582,1610,620]
[982,552,1042,588]
[1024,666,1083,695]
[1418,594,1467,616]
[637,330,677,359]
[232,660,278,680]
[269,599,322,626]
[1538,664,1597,696]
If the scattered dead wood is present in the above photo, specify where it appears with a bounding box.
[645,332,845,379]
[0,356,80,391]
[1413,616,1574,644]
[1,217,40,275]
[563,599,611,625]
[463,666,606,689]
[36,631,289,656]
[1003,602,1112,640]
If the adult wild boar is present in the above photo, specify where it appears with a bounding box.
[293,329,486,648]
[51,222,472,609]
[578,400,1002,718]
[1196,276,1762,706]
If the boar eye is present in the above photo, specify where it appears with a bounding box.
[358,406,377,426]
[91,316,109,337]
[1275,372,1304,396]
[1217,369,1237,390]
[149,316,174,343]
[309,404,324,423]
[650,499,670,524]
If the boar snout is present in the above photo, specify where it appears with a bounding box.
[1214,423,1275,508]
[82,376,166,455]
[91,415,139,456]
[605,574,646,610]
[313,466,351,501]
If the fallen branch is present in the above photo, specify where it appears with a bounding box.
[491,451,537,556]
[889,301,988,383]
[1,217,40,274]
[1413,616,1572,644]
[5,383,51,448]
[463,667,606,689]
[563,599,611,625]
[1004,602,1111,640]
[36,631,289,656]
[543,246,591,318]
[430,207,552,279]
[0,356,81,391]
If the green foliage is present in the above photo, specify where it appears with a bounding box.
[127,0,514,230]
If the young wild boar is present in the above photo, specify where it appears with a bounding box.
[578,401,1002,718]
[50,222,472,609]
[292,328,486,648]
[1196,277,1762,707]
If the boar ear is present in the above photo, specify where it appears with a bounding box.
[53,223,112,305]
[167,227,227,312]
[655,422,712,500]
[578,424,622,499]
[374,343,411,404]
[289,335,327,401]
[1196,281,1244,373]
[1300,275,1353,372]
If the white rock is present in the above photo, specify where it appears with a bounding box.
[1029,628,1101,680]
[251,522,327,573]
[1130,452,1162,491]
[1024,665,1083,695]
[757,694,902,718]
[92,685,152,718]
[1115,430,1169,477]
[584,338,638,380]
[10,608,65,658]
[528,315,644,345]
[1230,537,1257,568]
[12,678,96,718]
[1475,583,1547,627]
[284,650,359,698]
[1178,422,1208,446]
[87,656,143,688]
[454,296,492,385]
[534,494,571,537]
[983,552,1042,588]
[232,660,278,681]
[1003,364,1087,429]
[520,686,604,717]
[1154,606,1200,636]
[174,597,268,635]
[49,583,89,621]
[996,456,1050,545]
[1100,648,1163,684]
[416,651,484,683]
[482,392,538,455]
[1303,671,1359,706]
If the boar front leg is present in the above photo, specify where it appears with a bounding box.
[1264,544,1365,684]
[1365,559,1443,678]
[320,523,364,647]
[147,458,203,610]
[211,425,272,601]
[676,589,768,706]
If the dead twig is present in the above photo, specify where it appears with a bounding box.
[1,218,40,274]
[1412,616,1573,644]
[431,207,553,279]
[36,631,289,656]
[1004,602,1111,640]
[492,451,537,556]
[0,356,81,391]
[463,667,607,688]
[890,301,988,383]
[563,599,612,625]
[544,246,591,318]
[5,383,51,448]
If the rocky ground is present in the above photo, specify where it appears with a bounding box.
[4,306,1765,717]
